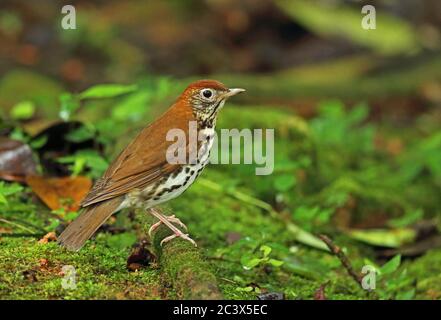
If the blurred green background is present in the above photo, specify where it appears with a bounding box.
[0,0,440,300]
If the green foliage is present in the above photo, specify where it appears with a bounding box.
[59,93,80,122]
[57,150,109,178]
[292,206,333,231]
[240,245,284,270]
[79,84,138,100]
[1,78,440,300]
[276,0,420,55]
[10,101,35,120]
[347,228,416,248]
[0,182,23,205]
[105,232,137,250]
[374,255,416,300]
[379,255,401,275]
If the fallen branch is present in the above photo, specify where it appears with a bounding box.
[146,209,223,300]
[317,234,380,299]
[317,234,363,287]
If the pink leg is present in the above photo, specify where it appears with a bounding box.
[148,208,196,247]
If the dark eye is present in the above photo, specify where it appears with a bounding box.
[201,89,214,99]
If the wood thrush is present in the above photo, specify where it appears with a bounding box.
[58,80,245,251]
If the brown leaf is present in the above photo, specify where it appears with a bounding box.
[257,292,284,300]
[26,175,92,212]
[127,240,156,271]
[314,282,329,300]
[225,232,242,245]
[22,270,38,282]
[0,138,37,182]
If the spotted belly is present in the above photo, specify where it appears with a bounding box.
[120,128,214,210]
[148,163,206,205]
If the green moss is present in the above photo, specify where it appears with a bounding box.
[406,249,441,299]
[1,96,440,300]
[0,237,168,299]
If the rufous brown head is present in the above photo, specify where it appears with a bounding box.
[180,80,245,122]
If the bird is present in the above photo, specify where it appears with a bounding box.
[58,80,245,251]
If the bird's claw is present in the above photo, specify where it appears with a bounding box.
[160,232,197,247]
[148,214,188,238]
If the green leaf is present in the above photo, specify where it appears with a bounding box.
[287,222,330,251]
[388,209,424,228]
[111,90,151,121]
[241,257,262,270]
[45,218,60,232]
[396,288,415,300]
[59,93,80,121]
[347,228,416,248]
[274,174,296,192]
[0,182,24,205]
[380,254,401,275]
[57,150,108,178]
[260,245,272,257]
[268,259,284,267]
[30,135,48,149]
[79,84,137,100]
[236,286,254,292]
[10,101,35,120]
[0,193,7,205]
[65,125,95,143]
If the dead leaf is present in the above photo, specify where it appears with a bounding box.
[257,292,284,300]
[39,258,49,268]
[127,240,156,272]
[38,232,57,244]
[26,175,92,212]
[314,282,329,300]
[0,137,37,182]
[225,232,242,244]
[22,270,38,282]
[0,226,13,234]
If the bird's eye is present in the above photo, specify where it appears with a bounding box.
[201,89,214,100]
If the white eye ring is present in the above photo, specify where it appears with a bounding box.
[200,88,215,100]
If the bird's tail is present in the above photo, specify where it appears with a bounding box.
[58,197,124,251]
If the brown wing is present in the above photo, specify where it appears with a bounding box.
[81,102,196,207]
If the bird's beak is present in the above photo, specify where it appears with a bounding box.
[224,88,246,98]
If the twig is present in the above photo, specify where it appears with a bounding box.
[0,218,36,233]
[317,234,363,287]
[318,234,380,300]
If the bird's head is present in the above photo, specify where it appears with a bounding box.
[181,80,245,124]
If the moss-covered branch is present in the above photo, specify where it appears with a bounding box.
[144,210,223,300]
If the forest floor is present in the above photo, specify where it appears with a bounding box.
[1,75,441,300]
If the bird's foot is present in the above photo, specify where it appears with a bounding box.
[160,231,197,247]
[148,209,196,247]
[148,214,187,238]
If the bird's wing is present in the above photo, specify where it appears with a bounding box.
[81,104,196,207]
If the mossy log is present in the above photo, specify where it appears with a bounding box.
[148,215,223,300]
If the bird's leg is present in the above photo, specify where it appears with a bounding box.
[148,208,196,247]
[148,214,187,237]
[160,233,197,247]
